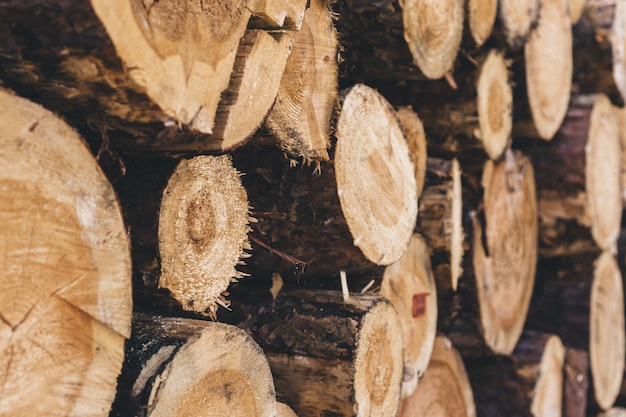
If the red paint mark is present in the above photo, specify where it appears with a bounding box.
[412,292,430,317]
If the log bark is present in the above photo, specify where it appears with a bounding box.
[110,314,277,417]
[0,89,132,415]
[517,94,622,256]
[524,0,573,140]
[331,0,464,81]
[397,335,476,417]
[233,289,405,417]
[525,251,625,411]
[263,0,339,162]
[415,158,464,291]
[115,154,252,318]
[498,0,540,49]
[464,331,566,417]
[234,84,417,279]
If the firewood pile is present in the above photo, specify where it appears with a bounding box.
[1,0,626,416]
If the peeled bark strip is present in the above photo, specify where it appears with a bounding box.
[116,155,251,318]
[206,29,293,151]
[524,0,573,140]
[111,315,276,417]
[519,94,622,256]
[396,106,428,197]
[415,158,464,291]
[467,0,497,46]
[498,0,540,49]
[380,234,438,398]
[236,289,405,417]
[0,89,132,415]
[264,0,338,162]
[397,336,476,417]
[332,0,463,81]
[464,331,565,417]
[472,150,538,355]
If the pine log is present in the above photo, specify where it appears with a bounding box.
[464,331,565,417]
[263,0,338,162]
[564,348,590,417]
[235,84,417,279]
[115,154,252,318]
[397,335,476,417]
[601,410,626,417]
[249,0,308,29]
[415,158,464,291]
[498,0,540,49]
[110,314,277,417]
[524,0,573,140]
[277,403,299,417]
[517,94,622,257]
[525,251,625,411]
[396,106,428,197]
[332,0,464,81]
[234,289,405,417]
[471,150,538,354]
[570,0,587,24]
[467,0,498,47]
[0,89,132,415]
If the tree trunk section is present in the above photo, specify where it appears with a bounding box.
[110,314,277,417]
[233,289,405,417]
[0,89,132,416]
[464,331,566,417]
[397,335,476,417]
[517,94,622,256]
[498,0,540,49]
[115,154,252,318]
[331,0,464,81]
[396,106,428,197]
[467,0,497,47]
[263,0,339,162]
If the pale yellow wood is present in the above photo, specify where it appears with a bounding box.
[569,0,586,23]
[529,336,566,417]
[499,0,540,49]
[0,89,131,416]
[467,0,497,46]
[396,106,428,197]
[276,403,298,417]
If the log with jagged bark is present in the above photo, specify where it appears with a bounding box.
[517,94,622,257]
[263,0,338,162]
[0,89,132,416]
[464,331,566,417]
[0,0,300,152]
[115,154,252,318]
[332,0,464,81]
[233,85,417,279]
[396,335,476,417]
[110,315,277,417]
[232,289,405,417]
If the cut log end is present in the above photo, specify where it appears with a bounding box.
[524,0,573,140]
[474,151,538,354]
[590,252,625,410]
[569,0,587,24]
[529,335,566,417]
[467,0,498,46]
[380,234,438,398]
[396,106,428,197]
[158,155,251,317]
[476,50,512,160]
[499,0,540,49]
[586,94,622,251]
[0,89,132,415]
[336,84,418,266]
[397,336,476,417]
[276,402,298,417]
[401,0,464,79]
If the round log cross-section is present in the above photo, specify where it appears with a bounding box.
[498,0,540,49]
[0,89,132,416]
[473,150,538,354]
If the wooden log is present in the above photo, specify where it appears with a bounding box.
[277,403,299,417]
[467,0,498,47]
[415,158,464,291]
[110,314,277,417]
[396,106,428,197]
[263,0,338,162]
[0,89,132,415]
[517,94,622,256]
[235,84,417,279]
[396,335,476,417]
[601,409,626,417]
[570,0,587,24]
[332,0,464,81]
[498,0,540,49]
[115,154,252,318]
[471,150,538,355]
[234,289,405,417]
[464,331,565,417]
[564,348,590,417]
[249,0,308,29]
[525,251,625,411]
[524,0,573,140]
[612,1,626,103]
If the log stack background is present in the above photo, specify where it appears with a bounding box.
[2,0,626,416]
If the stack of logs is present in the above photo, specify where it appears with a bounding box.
[1,0,626,416]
